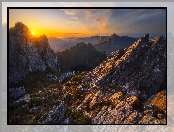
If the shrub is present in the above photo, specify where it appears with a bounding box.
[91,107,102,116]
[64,109,91,124]
[72,99,81,108]
[72,74,83,83]
[29,97,42,107]
[21,104,30,114]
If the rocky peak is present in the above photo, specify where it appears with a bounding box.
[9,22,60,86]
[142,33,149,42]
[10,22,32,39]
[111,33,117,38]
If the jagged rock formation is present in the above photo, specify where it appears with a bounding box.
[78,33,166,124]
[85,34,166,100]
[57,42,106,73]
[94,33,138,55]
[9,22,60,86]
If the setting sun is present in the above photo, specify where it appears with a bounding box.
[31,30,34,35]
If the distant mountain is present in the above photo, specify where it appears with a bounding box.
[48,36,100,52]
[57,42,106,73]
[48,34,138,55]
[9,22,60,86]
[48,37,72,52]
[94,33,138,55]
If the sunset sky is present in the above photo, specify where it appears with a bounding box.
[9,9,166,38]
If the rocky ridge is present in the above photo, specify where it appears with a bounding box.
[84,34,166,99]
[78,33,166,124]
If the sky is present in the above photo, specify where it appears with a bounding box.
[9,8,166,38]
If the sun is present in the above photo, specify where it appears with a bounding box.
[31,30,34,35]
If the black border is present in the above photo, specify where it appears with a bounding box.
[7,7,167,125]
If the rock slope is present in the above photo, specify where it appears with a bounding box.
[85,34,166,100]
[79,33,166,124]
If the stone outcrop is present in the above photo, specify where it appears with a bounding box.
[9,22,60,86]
[11,94,30,107]
[91,90,166,124]
[37,101,65,124]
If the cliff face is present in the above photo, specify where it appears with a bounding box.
[9,22,60,86]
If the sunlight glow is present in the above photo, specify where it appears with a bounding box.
[31,30,34,35]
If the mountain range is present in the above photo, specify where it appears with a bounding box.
[48,33,138,55]
[94,33,138,55]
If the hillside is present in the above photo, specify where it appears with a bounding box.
[57,42,106,73]
[79,33,166,124]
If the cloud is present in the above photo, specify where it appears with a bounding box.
[63,9,80,16]
[136,9,165,20]
[132,25,138,28]
[63,9,112,31]
[66,20,83,26]
[63,8,165,36]
[106,9,166,35]
[70,17,79,20]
